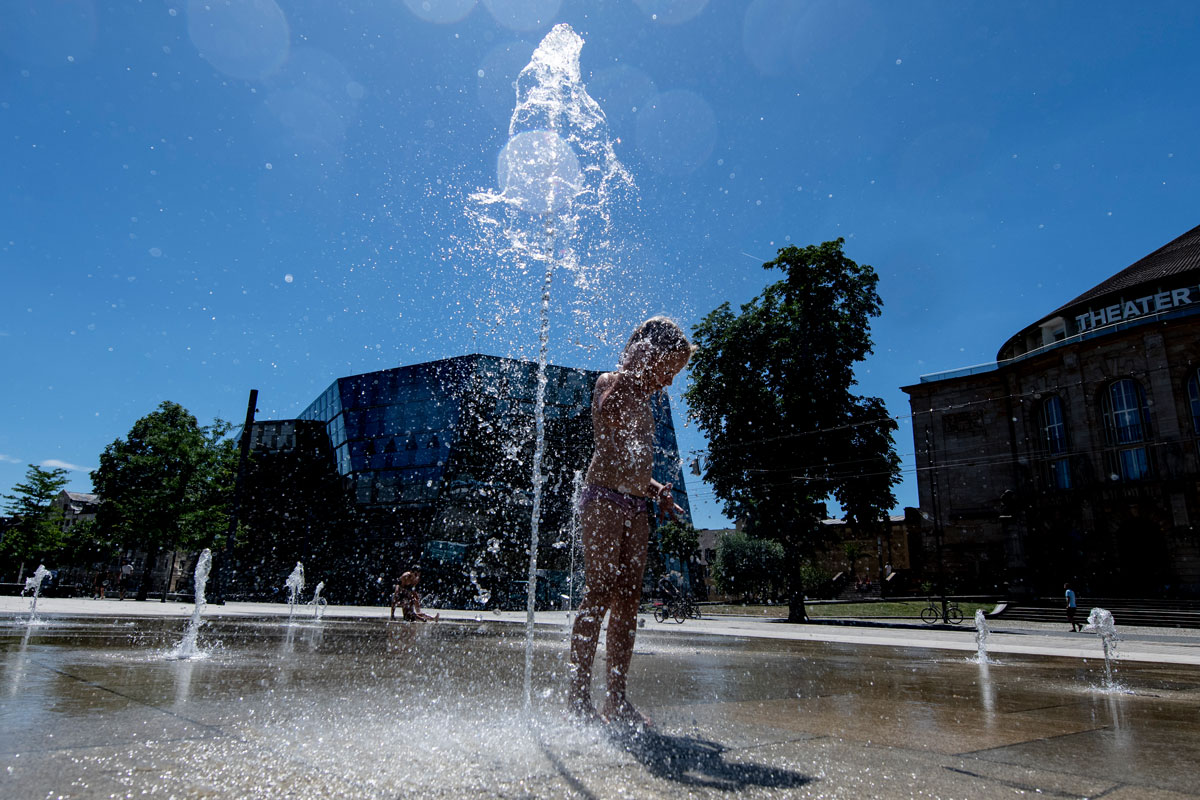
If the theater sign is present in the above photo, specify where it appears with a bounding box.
[1073,283,1198,331]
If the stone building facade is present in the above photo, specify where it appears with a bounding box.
[903,224,1200,597]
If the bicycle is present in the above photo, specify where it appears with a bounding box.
[920,598,963,625]
[652,596,701,623]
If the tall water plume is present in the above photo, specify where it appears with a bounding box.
[462,23,637,709]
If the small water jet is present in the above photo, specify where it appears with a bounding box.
[310,580,326,620]
[566,469,584,612]
[22,564,50,626]
[1084,607,1121,690]
[171,549,212,660]
[973,608,992,664]
[285,562,305,622]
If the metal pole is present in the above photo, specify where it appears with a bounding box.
[209,389,258,605]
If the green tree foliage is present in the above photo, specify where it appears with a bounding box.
[1,465,70,568]
[710,531,785,601]
[685,239,901,622]
[91,402,236,600]
[657,519,699,566]
[842,541,865,579]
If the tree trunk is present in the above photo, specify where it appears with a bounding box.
[162,548,176,602]
[136,545,158,601]
[784,537,808,623]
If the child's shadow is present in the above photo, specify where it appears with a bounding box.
[608,725,813,791]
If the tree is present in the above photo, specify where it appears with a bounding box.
[842,541,864,580]
[710,531,785,601]
[1,465,70,572]
[91,402,236,600]
[685,239,901,622]
[657,519,699,568]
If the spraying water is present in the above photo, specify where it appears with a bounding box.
[567,469,584,612]
[173,549,212,659]
[973,608,992,664]
[285,562,305,622]
[22,564,51,626]
[468,23,633,710]
[311,580,326,620]
[1084,607,1120,690]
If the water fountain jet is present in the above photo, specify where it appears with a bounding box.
[310,580,326,620]
[973,608,992,664]
[22,564,50,627]
[171,549,212,660]
[1084,607,1121,690]
[471,22,631,710]
[285,562,305,622]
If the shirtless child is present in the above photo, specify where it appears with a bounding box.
[568,317,693,725]
[391,569,439,622]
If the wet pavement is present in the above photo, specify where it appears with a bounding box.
[2,602,1199,799]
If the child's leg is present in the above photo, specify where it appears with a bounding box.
[602,512,650,721]
[569,502,623,716]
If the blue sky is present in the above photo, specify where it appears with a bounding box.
[2,0,1198,529]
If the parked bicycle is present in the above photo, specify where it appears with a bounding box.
[920,598,963,625]
[653,595,702,623]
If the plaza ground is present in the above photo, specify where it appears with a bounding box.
[3,596,1199,798]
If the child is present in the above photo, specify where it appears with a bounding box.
[569,316,693,725]
[391,569,440,622]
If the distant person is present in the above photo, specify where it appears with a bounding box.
[118,562,133,600]
[1065,582,1081,632]
[657,573,680,601]
[391,569,439,622]
[569,317,693,726]
[93,569,107,600]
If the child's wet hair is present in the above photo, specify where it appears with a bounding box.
[620,316,696,365]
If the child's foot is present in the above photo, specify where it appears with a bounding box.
[601,699,652,728]
[567,695,602,724]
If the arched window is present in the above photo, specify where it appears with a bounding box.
[1038,395,1070,489]
[1101,378,1151,481]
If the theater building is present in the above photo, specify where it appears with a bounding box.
[234,354,692,603]
[903,224,1200,598]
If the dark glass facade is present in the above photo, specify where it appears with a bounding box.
[234,354,692,604]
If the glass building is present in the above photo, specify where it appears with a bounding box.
[237,354,693,604]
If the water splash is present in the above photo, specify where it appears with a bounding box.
[285,562,305,622]
[22,564,51,626]
[566,469,584,612]
[1084,607,1122,691]
[973,608,992,664]
[310,580,327,620]
[468,569,492,608]
[461,23,638,365]
[463,23,636,711]
[172,549,212,660]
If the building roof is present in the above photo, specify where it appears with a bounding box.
[1050,222,1200,316]
[64,491,98,503]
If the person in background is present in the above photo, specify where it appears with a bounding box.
[391,569,439,622]
[118,562,134,600]
[1065,581,1082,632]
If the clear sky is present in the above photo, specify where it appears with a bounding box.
[3,0,1199,530]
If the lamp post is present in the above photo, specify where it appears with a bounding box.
[209,389,258,605]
